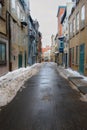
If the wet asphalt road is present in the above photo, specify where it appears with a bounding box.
[0,63,87,130]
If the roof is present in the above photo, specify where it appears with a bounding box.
[57,6,66,17]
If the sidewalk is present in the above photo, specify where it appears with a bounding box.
[57,66,87,95]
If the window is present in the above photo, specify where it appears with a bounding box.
[76,46,79,65]
[11,0,16,9]
[76,13,79,31]
[0,3,2,16]
[81,5,85,28]
[0,42,6,64]
[60,42,63,48]
[17,5,20,19]
[73,19,75,34]
[70,23,72,37]
[81,5,85,21]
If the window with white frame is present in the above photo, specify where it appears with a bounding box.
[17,5,20,19]
[11,0,16,9]
[73,18,75,34]
[76,12,79,31]
[70,22,72,37]
[81,5,85,20]
[81,5,85,27]
[0,42,6,64]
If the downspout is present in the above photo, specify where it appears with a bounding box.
[8,0,12,71]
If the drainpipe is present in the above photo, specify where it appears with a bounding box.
[8,1,12,71]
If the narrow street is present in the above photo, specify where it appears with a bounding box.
[0,63,87,130]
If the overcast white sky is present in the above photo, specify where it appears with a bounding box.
[30,0,70,47]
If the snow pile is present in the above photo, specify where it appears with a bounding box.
[66,68,81,77]
[0,63,42,107]
[66,68,87,81]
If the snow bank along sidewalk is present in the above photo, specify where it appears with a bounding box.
[0,63,42,108]
[57,66,87,102]
[57,66,87,81]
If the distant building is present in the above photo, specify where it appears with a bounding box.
[61,2,74,68]
[37,32,42,63]
[50,35,56,62]
[42,45,51,61]
[28,16,42,65]
[57,6,66,65]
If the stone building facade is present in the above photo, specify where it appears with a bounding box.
[0,0,9,76]
[9,0,29,70]
[69,0,87,75]
[0,0,42,76]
